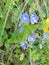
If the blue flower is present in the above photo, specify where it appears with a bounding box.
[18,25,23,32]
[28,36,35,43]
[28,33,36,43]
[20,42,28,50]
[30,14,39,24]
[20,13,29,23]
[43,32,49,39]
[42,38,45,44]
[42,32,49,44]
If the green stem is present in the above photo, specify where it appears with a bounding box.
[43,0,48,17]
[29,49,32,65]
[7,50,13,65]
[0,0,13,44]
[34,0,44,21]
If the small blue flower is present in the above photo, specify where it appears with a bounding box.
[42,32,49,44]
[18,25,23,32]
[43,32,49,39]
[30,14,39,24]
[20,42,28,50]
[20,13,29,23]
[28,36,35,43]
[32,33,37,39]
[42,38,45,44]
[28,33,36,43]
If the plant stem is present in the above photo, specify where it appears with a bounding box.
[43,0,48,17]
[29,49,32,65]
[34,0,44,22]
[0,0,13,44]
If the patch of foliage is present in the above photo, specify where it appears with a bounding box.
[0,0,49,65]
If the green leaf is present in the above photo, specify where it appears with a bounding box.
[0,62,5,65]
[20,53,25,61]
